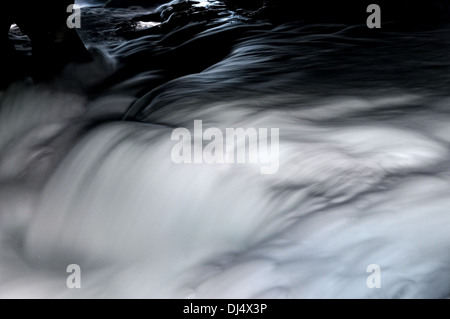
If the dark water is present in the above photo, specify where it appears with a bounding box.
[0,0,449,298]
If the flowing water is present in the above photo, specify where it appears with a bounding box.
[0,0,449,298]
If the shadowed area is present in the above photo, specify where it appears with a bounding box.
[0,1,91,87]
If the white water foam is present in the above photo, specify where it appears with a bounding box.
[0,6,449,298]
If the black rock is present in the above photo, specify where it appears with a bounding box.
[105,0,169,8]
